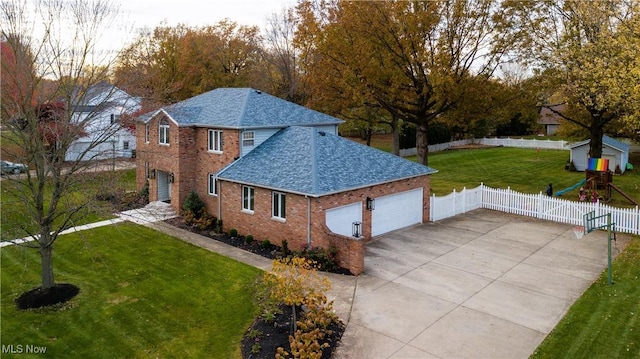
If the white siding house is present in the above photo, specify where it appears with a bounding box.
[65,82,140,161]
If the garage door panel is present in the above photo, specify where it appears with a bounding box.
[372,188,423,236]
[326,202,362,237]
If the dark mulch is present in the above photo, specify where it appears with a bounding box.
[16,283,80,310]
[163,217,352,276]
[241,304,345,359]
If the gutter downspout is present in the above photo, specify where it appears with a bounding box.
[306,195,311,249]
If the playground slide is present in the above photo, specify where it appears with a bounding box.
[555,178,586,197]
[609,183,639,206]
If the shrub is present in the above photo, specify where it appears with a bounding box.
[300,246,339,272]
[244,234,254,245]
[139,180,149,203]
[215,219,223,234]
[182,191,206,218]
[261,239,271,249]
[229,228,238,237]
[194,214,215,231]
[281,240,290,257]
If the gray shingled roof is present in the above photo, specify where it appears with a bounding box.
[140,88,343,128]
[217,126,437,197]
[569,135,630,153]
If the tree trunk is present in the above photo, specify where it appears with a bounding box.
[589,118,604,158]
[391,114,400,156]
[40,243,55,289]
[416,123,429,165]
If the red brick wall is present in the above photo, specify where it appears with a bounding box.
[220,182,310,249]
[136,115,182,208]
[218,175,431,275]
[136,116,239,215]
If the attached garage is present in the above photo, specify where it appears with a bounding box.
[372,188,423,236]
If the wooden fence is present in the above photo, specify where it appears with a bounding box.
[430,183,640,235]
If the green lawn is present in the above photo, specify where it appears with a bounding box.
[1,169,137,240]
[0,223,261,358]
[422,147,639,208]
[530,239,640,359]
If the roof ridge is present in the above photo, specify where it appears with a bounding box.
[237,89,253,127]
[310,127,319,194]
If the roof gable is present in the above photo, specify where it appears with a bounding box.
[142,88,343,129]
[218,127,437,196]
[569,135,630,153]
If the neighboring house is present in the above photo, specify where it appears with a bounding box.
[569,135,630,173]
[538,104,565,135]
[136,88,437,274]
[65,82,140,161]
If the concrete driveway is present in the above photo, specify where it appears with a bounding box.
[332,209,627,359]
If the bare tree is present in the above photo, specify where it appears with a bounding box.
[262,8,305,104]
[1,0,131,297]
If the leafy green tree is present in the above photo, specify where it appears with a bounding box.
[502,0,640,156]
[114,21,263,105]
[293,0,513,165]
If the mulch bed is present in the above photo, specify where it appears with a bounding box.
[163,217,352,275]
[16,283,80,310]
[240,304,345,359]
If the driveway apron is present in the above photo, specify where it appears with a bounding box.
[333,209,628,359]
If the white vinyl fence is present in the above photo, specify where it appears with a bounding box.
[401,137,569,157]
[477,137,570,150]
[430,183,640,235]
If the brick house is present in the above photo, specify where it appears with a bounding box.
[136,88,437,274]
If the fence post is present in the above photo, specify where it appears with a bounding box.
[463,186,466,213]
[537,191,543,220]
[636,206,640,235]
[430,193,434,221]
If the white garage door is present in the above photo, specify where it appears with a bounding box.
[325,202,362,237]
[372,188,423,236]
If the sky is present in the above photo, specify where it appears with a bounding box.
[119,0,296,38]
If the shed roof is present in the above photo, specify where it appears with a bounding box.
[217,126,437,197]
[139,88,343,129]
[569,135,630,153]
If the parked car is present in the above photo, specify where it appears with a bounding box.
[1,160,28,175]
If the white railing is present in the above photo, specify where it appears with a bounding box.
[430,183,640,235]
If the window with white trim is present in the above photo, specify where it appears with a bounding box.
[242,131,255,147]
[208,173,217,196]
[159,119,169,145]
[272,192,286,219]
[208,130,223,152]
[145,124,149,143]
[123,141,130,150]
[242,186,254,212]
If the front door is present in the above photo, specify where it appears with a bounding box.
[157,171,171,202]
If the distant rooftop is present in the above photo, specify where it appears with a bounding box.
[140,88,343,129]
[218,126,437,197]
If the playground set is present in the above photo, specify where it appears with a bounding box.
[556,157,639,206]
